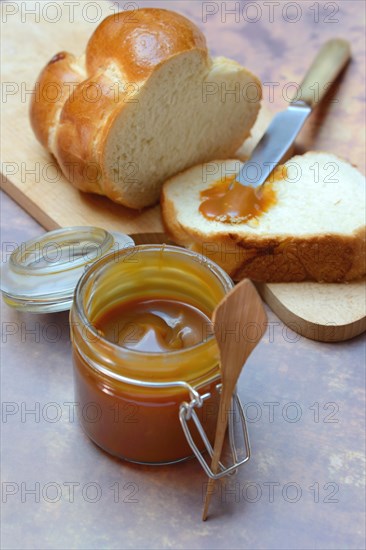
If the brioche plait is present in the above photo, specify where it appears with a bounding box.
[30,8,261,208]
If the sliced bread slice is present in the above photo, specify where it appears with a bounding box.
[161,152,366,282]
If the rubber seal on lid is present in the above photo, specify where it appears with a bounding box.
[0,226,134,313]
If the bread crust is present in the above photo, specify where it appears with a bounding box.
[85,8,208,82]
[161,155,366,283]
[29,52,84,150]
[54,70,123,195]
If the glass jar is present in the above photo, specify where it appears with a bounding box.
[70,245,234,464]
[0,226,133,313]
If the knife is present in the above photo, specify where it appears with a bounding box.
[237,39,351,189]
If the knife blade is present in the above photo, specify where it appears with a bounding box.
[237,101,311,188]
[237,38,351,189]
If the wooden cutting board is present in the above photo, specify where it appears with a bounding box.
[1,1,365,342]
[255,281,365,342]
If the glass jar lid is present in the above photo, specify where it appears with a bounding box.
[0,226,134,313]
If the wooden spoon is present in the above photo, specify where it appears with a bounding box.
[202,279,267,521]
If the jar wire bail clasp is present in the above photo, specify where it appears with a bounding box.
[179,383,251,480]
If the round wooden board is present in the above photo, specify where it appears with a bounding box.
[256,280,366,343]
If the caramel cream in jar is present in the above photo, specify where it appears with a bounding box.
[70,245,233,464]
[94,298,212,352]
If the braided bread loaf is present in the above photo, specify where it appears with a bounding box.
[30,8,261,209]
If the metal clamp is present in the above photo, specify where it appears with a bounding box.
[179,387,251,480]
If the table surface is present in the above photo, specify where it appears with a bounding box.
[1,1,365,549]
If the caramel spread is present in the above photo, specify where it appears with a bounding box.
[71,245,229,463]
[94,298,212,353]
[199,165,287,223]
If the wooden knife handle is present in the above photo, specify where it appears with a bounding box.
[296,39,351,108]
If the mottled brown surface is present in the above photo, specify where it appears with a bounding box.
[1,1,365,549]
[187,0,365,171]
[1,191,365,549]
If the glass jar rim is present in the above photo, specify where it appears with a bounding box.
[73,244,233,358]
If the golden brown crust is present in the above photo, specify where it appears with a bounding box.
[29,52,84,149]
[54,71,124,195]
[161,193,366,283]
[86,9,207,82]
